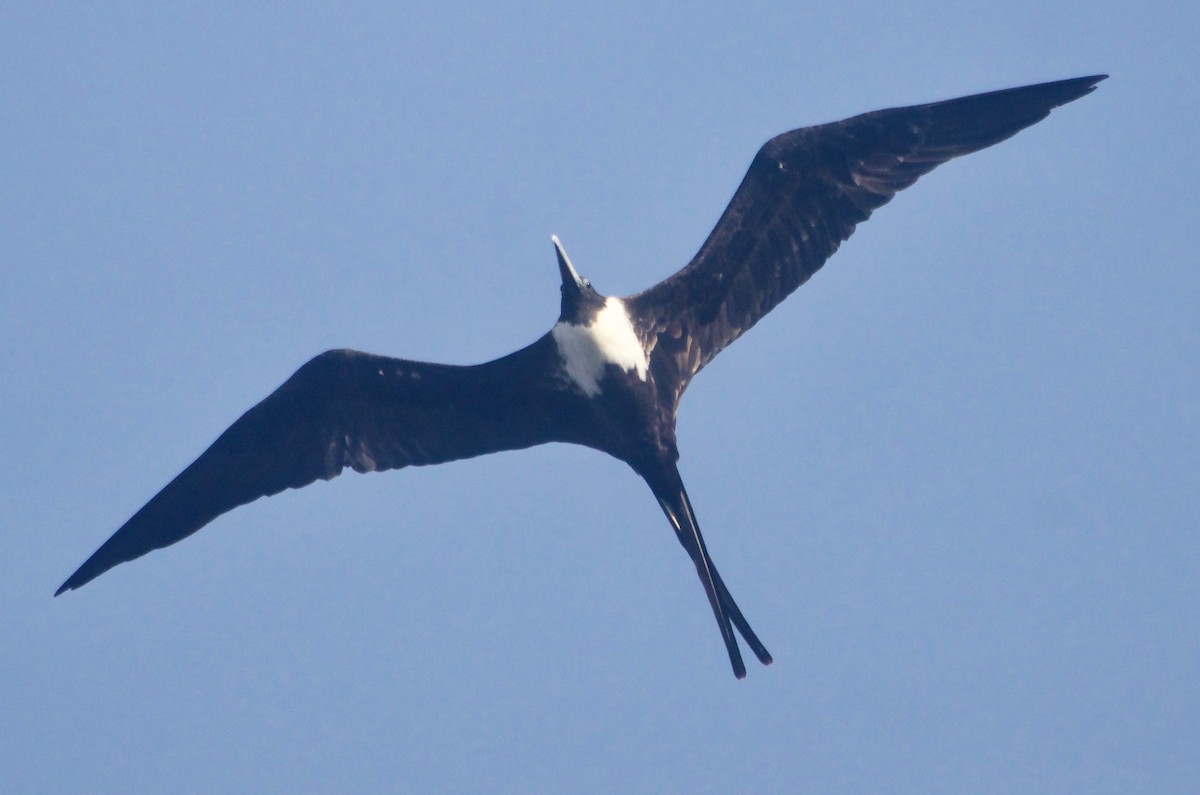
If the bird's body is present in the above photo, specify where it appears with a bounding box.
[58,75,1105,677]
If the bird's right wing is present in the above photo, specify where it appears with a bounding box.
[57,341,569,594]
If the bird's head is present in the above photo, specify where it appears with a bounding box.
[553,235,605,324]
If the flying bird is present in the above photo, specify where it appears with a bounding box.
[57,75,1105,678]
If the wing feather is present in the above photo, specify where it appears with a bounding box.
[57,342,565,593]
[629,75,1106,408]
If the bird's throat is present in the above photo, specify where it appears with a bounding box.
[551,297,648,397]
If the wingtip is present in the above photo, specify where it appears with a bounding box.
[1058,74,1108,107]
[55,569,84,596]
[55,562,96,596]
[1029,74,1108,103]
[1066,73,1109,96]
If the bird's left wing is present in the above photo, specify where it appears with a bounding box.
[628,75,1105,409]
[57,342,568,594]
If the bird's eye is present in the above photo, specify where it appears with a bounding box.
[583,279,592,290]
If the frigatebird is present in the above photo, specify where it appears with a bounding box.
[57,75,1105,677]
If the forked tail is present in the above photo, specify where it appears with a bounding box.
[648,464,772,678]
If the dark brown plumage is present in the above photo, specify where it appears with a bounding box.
[58,75,1105,678]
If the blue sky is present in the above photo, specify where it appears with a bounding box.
[3,2,1197,792]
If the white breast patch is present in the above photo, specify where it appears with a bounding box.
[552,297,649,397]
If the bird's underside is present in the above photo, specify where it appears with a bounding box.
[57,75,1105,678]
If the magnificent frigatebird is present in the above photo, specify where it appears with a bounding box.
[57,75,1105,677]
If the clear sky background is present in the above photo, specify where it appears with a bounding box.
[3,2,1197,792]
